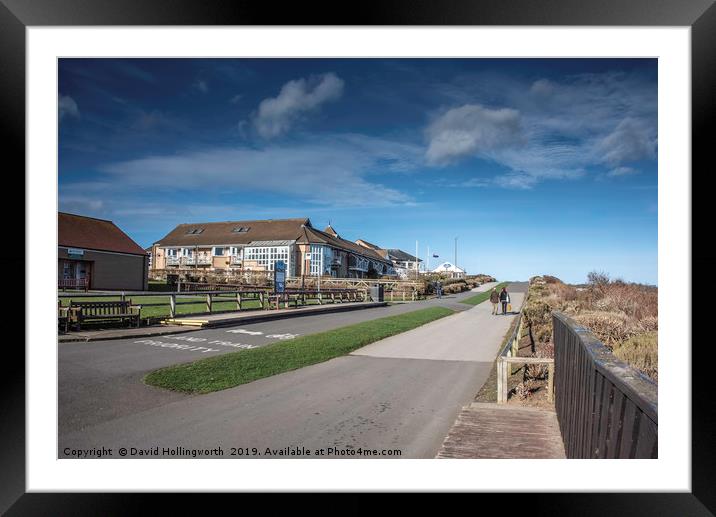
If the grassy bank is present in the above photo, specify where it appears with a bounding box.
[145,306,454,394]
[460,282,508,305]
[525,274,657,381]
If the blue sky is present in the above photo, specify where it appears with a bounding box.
[58,58,657,284]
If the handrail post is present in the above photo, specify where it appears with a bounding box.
[169,294,176,318]
[496,358,503,403]
[206,293,212,313]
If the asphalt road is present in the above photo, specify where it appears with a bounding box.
[59,281,526,458]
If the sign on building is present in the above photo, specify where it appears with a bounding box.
[67,248,85,257]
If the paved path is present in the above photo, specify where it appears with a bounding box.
[59,283,524,458]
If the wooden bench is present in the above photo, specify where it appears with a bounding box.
[69,300,141,330]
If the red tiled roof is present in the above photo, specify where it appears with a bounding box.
[58,212,147,256]
[155,218,392,266]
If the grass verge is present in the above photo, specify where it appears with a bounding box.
[460,282,508,306]
[145,306,454,394]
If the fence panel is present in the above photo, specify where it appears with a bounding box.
[552,311,657,458]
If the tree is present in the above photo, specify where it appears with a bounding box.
[587,270,610,286]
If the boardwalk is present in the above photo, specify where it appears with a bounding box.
[436,402,566,459]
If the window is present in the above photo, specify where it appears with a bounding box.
[185,228,204,235]
[244,245,289,271]
[166,249,178,257]
[232,226,250,233]
[213,247,225,256]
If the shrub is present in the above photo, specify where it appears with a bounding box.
[612,331,658,381]
[514,380,539,399]
[572,310,637,348]
[587,270,611,287]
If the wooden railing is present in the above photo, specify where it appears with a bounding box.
[552,311,658,459]
[58,287,369,320]
[496,300,554,403]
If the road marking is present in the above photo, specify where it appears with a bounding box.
[173,336,207,342]
[134,339,219,353]
[225,329,299,340]
[226,329,263,336]
[208,340,259,350]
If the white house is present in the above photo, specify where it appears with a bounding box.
[431,261,466,279]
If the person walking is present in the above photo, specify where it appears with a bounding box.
[489,287,500,315]
[499,286,511,315]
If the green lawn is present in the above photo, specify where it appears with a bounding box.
[145,306,455,394]
[460,282,508,305]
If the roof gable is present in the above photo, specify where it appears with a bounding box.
[58,212,146,255]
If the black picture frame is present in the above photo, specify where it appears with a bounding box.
[2,0,712,513]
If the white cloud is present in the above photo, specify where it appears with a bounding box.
[493,173,538,190]
[530,78,555,96]
[59,95,79,121]
[194,80,209,93]
[597,118,656,166]
[421,70,656,189]
[98,135,420,208]
[607,166,639,177]
[229,94,243,104]
[253,73,344,138]
[425,104,523,166]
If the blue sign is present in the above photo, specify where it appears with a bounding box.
[274,260,286,293]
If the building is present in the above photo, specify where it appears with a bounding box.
[151,218,395,279]
[431,261,466,279]
[355,239,421,279]
[58,212,149,290]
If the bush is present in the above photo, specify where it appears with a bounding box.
[612,331,658,381]
[525,273,657,382]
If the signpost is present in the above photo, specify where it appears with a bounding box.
[274,260,286,294]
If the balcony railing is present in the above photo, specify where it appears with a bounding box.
[167,256,211,266]
[230,255,242,265]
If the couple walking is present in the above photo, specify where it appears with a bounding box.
[490,286,511,315]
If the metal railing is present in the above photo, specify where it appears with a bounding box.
[552,311,658,458]
[58,278,89,291]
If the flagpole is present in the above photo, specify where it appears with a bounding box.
[415,240,419,280]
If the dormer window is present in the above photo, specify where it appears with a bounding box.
[185,228,204,235]
[232,226,250,233]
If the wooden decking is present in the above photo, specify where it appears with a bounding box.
[436,402,566,459]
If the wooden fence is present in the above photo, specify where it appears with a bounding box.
[496,301,554,404]
[58,287,367,320]
[552,311,658,459]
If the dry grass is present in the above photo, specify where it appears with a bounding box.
[523,273,657,381]
[612,331,658,382]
